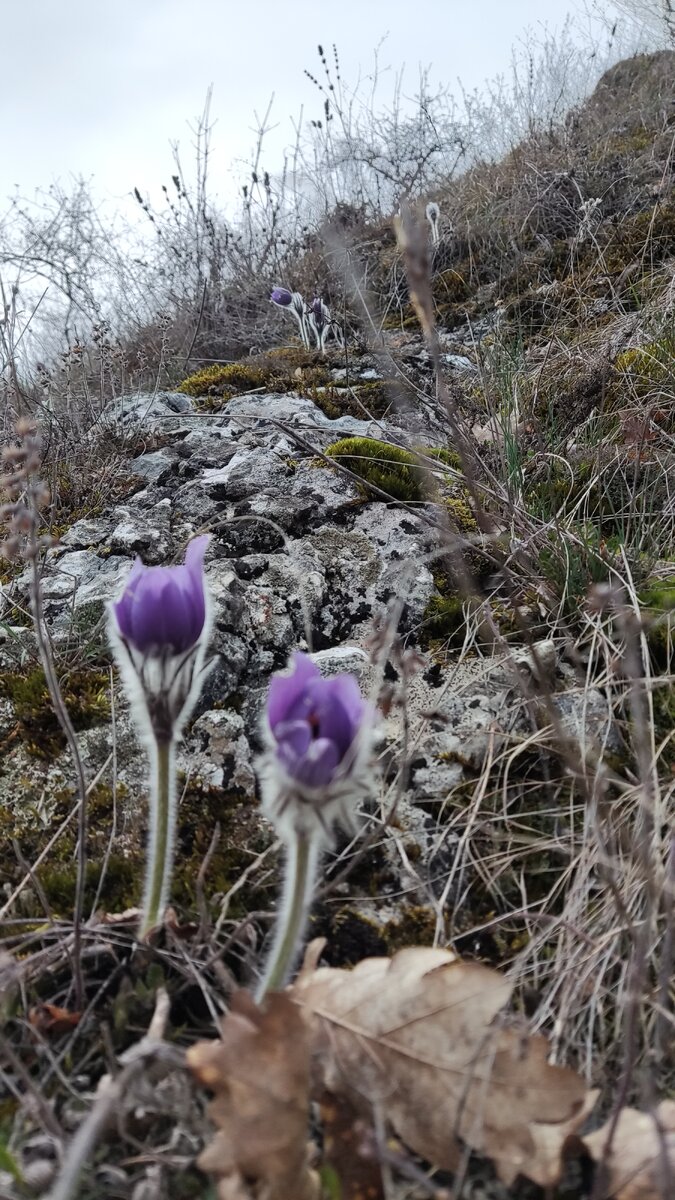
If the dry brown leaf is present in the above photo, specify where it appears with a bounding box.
[293,947,588,1188]
[187,990,320,1200]
[527,1088,599,1185]
[582,1102,675,1200]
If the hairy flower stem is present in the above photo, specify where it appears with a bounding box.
[256,831,318,1000]
[140,737,176,938]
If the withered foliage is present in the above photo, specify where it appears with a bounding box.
[293,945,588,1189]
[582,1102,675,1200]
[188,947,675,1197]
[187,990,320,1200]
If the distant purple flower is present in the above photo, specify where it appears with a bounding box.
[113,535,209,656]
[271,287,312,349]
[311,297,325,327]
[270,286,293,307]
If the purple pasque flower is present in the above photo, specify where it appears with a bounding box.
[260,652,373,841]
[311,297,326,328]
[271,286,312,349]
[270,286,293,307]
[113,535,209,656]
[109,536,212,742]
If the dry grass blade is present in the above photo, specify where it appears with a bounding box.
[293,946,588,1187]
[582,1101,675,1200]
[187,990,320,1200]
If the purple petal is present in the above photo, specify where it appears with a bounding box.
[270,287,293,306]
[112,539,208,655]
[267,652,320,729]
[112,557,145,638]
[293,737,340,788]
[324,674,367,734]
[301,678,353,758]
[126,570,173,651]
[273,719,312,759]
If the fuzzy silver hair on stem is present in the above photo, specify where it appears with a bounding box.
[307,296,345,353]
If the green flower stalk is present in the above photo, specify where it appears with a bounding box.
[108,536,213,937]
[257,831,319,995]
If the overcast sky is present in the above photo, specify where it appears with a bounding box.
[1,0,617,214]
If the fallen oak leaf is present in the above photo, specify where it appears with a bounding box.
[582,1101,675,1200]
[527,1088,599,1186]
[187,990,320,1200]
[293,947,588,1189]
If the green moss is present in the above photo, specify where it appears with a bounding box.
[321,908,388,965]
[177,362,273,400]
[0,666,110,758]
[263,346,321,368]
[422,592,466,644]
[40,854,138,913]
[381,905,437,952]
[0,773,271,922]
[615,334,675,407]
[420,495,486,647]
[178,352,334,411]
[170,783,272,915]
[603,126,656,156]
[324,437,457,502]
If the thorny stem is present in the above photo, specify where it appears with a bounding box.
[140,737,176,938]
[256,831,318,1000]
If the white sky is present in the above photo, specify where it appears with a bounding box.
[0,0,599,215]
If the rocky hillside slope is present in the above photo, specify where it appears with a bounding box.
[0,53,673,1168]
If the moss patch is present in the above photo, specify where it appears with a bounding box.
[177,354,334,410]
[0,773,271,923]
[0,666,110,758]
[615,332,675,414]
[324,437,458,502]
